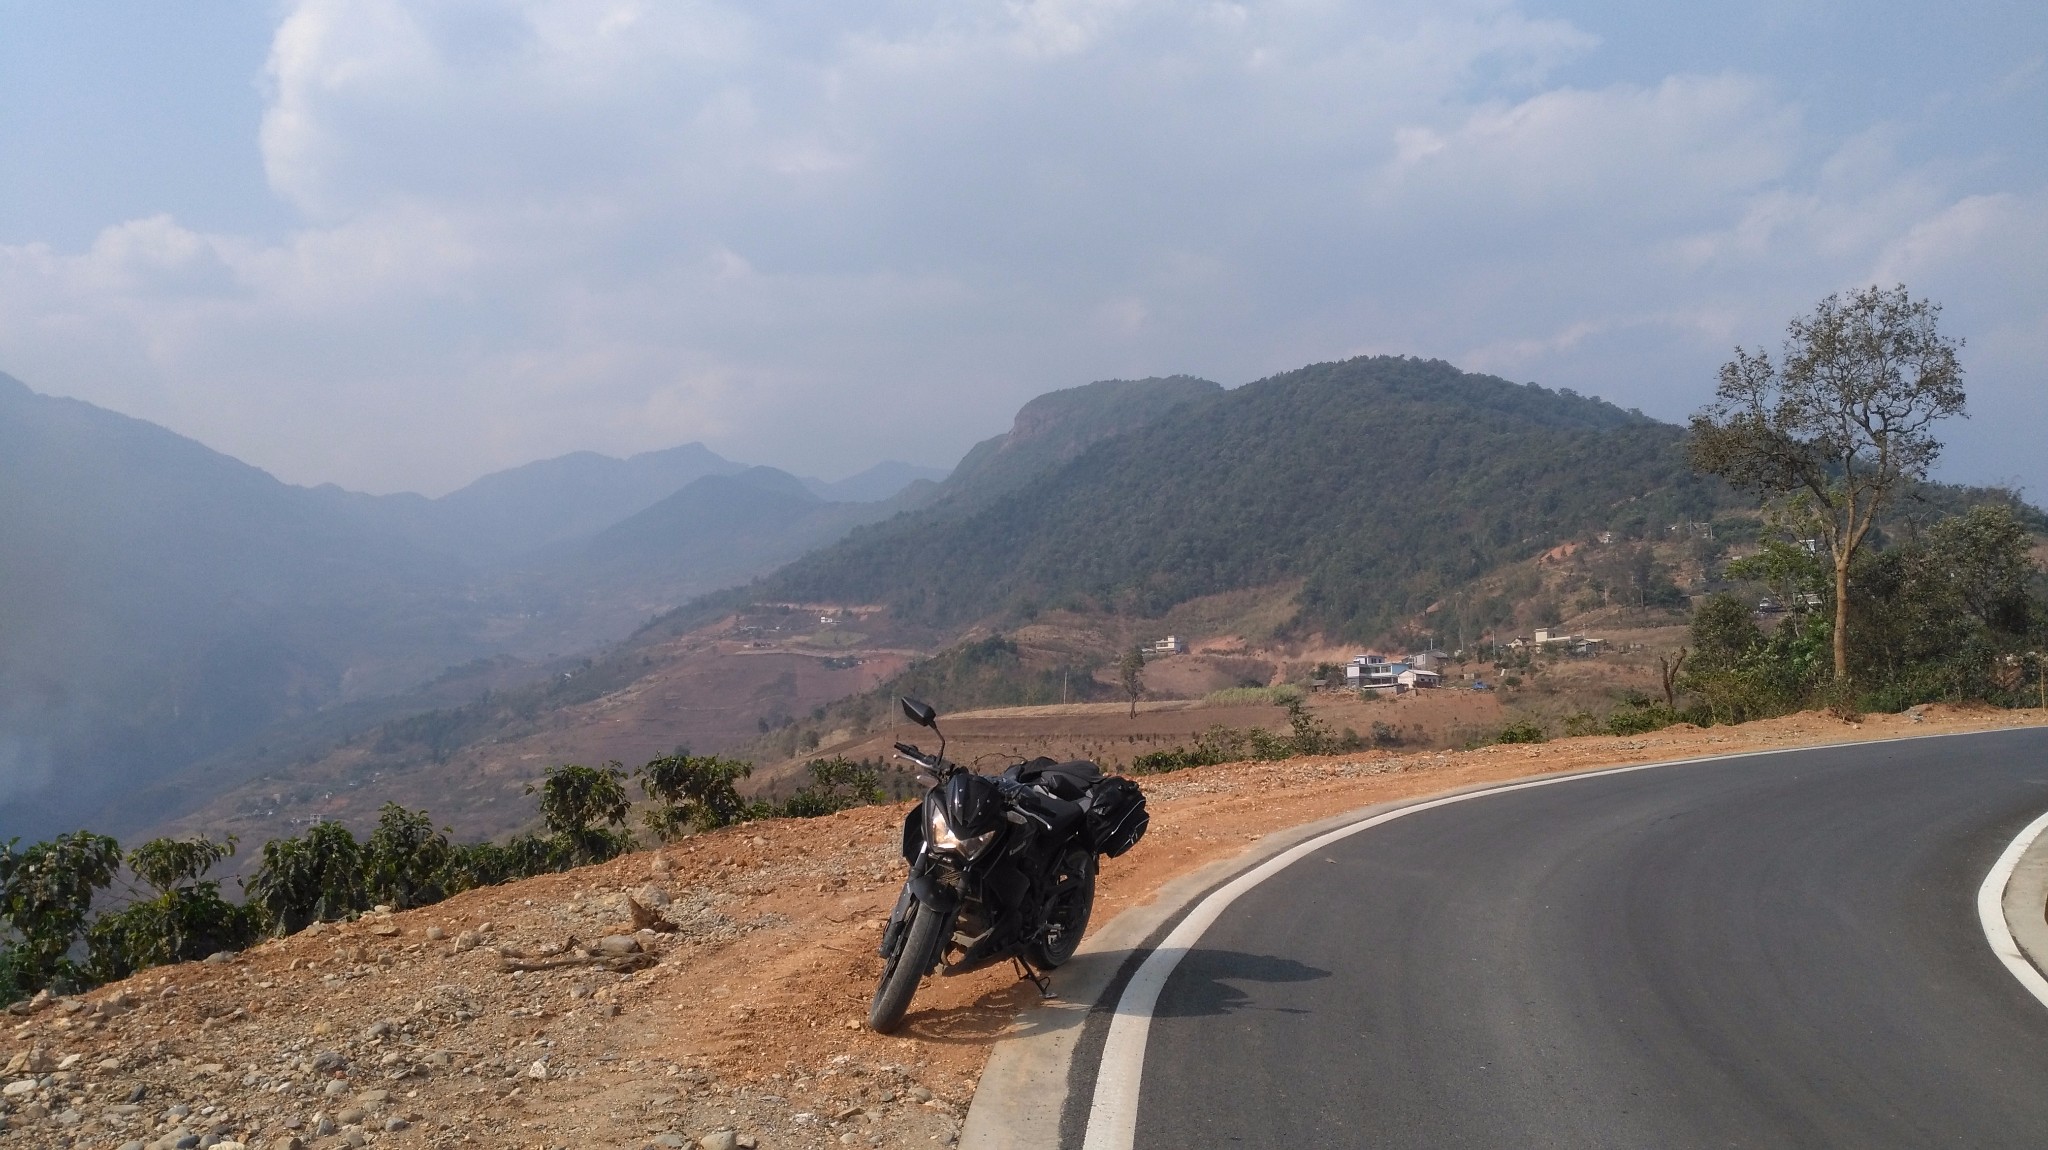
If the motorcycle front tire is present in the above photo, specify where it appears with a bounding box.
[868,900,948,1034]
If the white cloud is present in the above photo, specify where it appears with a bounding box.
[0,0,2042,495]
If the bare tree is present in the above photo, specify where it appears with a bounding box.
[1658,648,1688,710]
[1118,645,1146,719]
[1689,285,1965,680]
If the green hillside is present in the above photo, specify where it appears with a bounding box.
[939,374,1224,505]
[756,356,1737,639]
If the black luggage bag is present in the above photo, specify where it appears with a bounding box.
[1082,775,1149,858]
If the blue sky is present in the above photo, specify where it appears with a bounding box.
[2,0,2042,496]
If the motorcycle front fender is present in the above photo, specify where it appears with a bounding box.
[907,871,960,913]
[877,872,962,958]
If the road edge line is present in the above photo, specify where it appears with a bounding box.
[1980,808,2048,1009]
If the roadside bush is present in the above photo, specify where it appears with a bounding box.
[0,831,121,997]
[364,803,453,910]
[637,753,756,838]
[530,763,634,865]
[1128,704,1359,775]
[1562,711,1603,737]
[775,757,885,818]
[1492,720,1548,745]
[87,836,260,982]
[246,821,365,936]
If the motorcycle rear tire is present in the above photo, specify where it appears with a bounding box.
[868,901,948,1034]
[1026,852,1095,969]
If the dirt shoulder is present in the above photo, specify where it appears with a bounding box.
[8,705,2042,1149]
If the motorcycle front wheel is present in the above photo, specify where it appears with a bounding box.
[868,900,949,1033]
[1026,850,1095,969]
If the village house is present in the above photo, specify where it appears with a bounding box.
[1145,636,1186,658]
[1345,653,1442,692]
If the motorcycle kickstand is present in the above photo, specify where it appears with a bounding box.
[1012,957,1054,999]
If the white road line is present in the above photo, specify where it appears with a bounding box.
[1081,753,1726,1150]
[1977,807,2048,1010]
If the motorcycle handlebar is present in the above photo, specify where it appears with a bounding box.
[893,742,954,775]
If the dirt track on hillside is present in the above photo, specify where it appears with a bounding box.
[8,705,2042,1149]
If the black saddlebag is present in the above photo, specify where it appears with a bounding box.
[1082,775,1149,858]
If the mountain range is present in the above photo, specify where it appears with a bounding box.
[14,354,2031,849]
[0,370,944,839]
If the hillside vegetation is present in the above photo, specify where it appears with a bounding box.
[757,356,1737,640]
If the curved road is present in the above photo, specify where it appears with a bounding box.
[1128,728,2048,1148]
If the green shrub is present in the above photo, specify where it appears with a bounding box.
[246,822,365,936]
[1492,720,1548,745]
[775,757,885,818]
[637,753,756,838]
[364,804,453,910]
[529,763,634,864]
[87,835,259,981]
[0,831,121,997]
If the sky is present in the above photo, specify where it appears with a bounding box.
[1,0,2043,497]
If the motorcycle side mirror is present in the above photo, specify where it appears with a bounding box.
[899,696,938,728]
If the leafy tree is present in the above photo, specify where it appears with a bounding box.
[87,835,259,982]
[1688,594,1764,677]
[637,754,756,838]
[1845,504,2042,708]
[1119,646,1146,719]
[528,763,634,864]
[0,831,121,997]
[1690,285,1966,680]
[128,835,236,896]
[246,821,365,936]
[1726,538,1829,614]
[364,803,453,910]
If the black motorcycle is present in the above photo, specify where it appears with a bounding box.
[868,696,1149,1033]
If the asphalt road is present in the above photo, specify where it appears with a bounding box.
[1132,728,2048,1148]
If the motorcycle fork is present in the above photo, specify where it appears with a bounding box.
[878,885,915,958]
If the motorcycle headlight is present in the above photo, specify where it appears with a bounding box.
[929,803,998,859]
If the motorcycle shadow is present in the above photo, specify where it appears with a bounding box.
[896,980,1048,1045]
[893,949,1330,1042]
[1147,950,1331,1018]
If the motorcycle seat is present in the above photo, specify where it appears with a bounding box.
[1008,757,1103,801]
[1020,790,1085,840]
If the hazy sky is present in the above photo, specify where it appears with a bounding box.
[2,0,2042,497]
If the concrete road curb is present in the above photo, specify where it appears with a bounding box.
[2002,817,2048,985]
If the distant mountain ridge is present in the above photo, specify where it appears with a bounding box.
[0,373,488,837]
[0,371,954,840]
[939,374,1223,506]
[801,461,951,503]
[753,356,1737,639]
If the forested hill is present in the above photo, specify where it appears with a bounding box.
[939,374,1223,505]
[753,356,1737,639]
